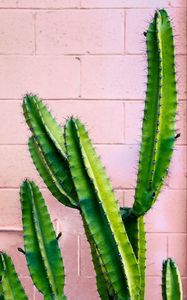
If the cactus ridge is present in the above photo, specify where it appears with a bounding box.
[162,258,183,300]
[133,10,177,216]
[121,209,146,300]
[0,253,28,300]
[23,95,78,208]
[20,180,66,300]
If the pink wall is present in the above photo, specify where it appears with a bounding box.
[0,0,186,299]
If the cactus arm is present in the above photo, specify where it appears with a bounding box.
[34,96,66,156]
[80,200,129,299]
[152,10,177,192]
[162,259,183,300]
[162,260,167,300]
[121,209,146,300]
[0,253,28,300]
[23,94,66,157]
[73,118,140,300]
[21,180,53,296]
[133,16,160,215]
[81,215,115,300]
[65,118,129,299]
[133,10,177,216]
[23,95,78,208]
[65,118,140,300]
[20,180,66,299]
[28,136,77,208]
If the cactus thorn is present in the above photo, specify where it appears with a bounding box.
[175,133,181,139]
[17,248,26,255]
[56,232,62,241]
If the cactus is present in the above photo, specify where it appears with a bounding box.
[81,215,115,299]
[20,180,67,300]
[65,118,140,299]
[133,9,177,216]
[162,259,183,300]
[0,181,67,300]
[20,8,181,300]
[23,95,78,209]
[121,209,146,300]
[0,252,28,300]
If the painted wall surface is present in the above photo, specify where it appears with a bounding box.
[0,0,186,299]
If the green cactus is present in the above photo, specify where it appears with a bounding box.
[20,8,181,300]
[162,259,183,300]
[23,95,78,209]
[0,181,67,300]
[121,209,146,300]
[65,118,140,300]
[0,252,28,300]
[133,9,177,216]
[20,180,67,300]
[81,216,115,300]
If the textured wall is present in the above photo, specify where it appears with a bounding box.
[0,0,186,299]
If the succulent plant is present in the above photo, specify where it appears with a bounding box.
[0,8,182,300]
[0,181,66,300]
[20,180,67,300]
[0,252,28,300]
[162,258,183,300]
[132,9,177,216]
[21,9,179,300]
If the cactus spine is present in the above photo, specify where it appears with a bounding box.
[18,8,181,300]
[162,259,183,300]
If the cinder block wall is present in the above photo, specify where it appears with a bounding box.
[0,1,186,299]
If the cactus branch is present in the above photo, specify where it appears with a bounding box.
[162,258,183,300]
[133,10,177,216]
[23,95,78,209]
[23,94,66,157]
[29,136,78,208]
[82,215,115,300]
[65,118,140,300]
[121,209,146,300]
[0,253,28,300]
[20,180,67,299]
